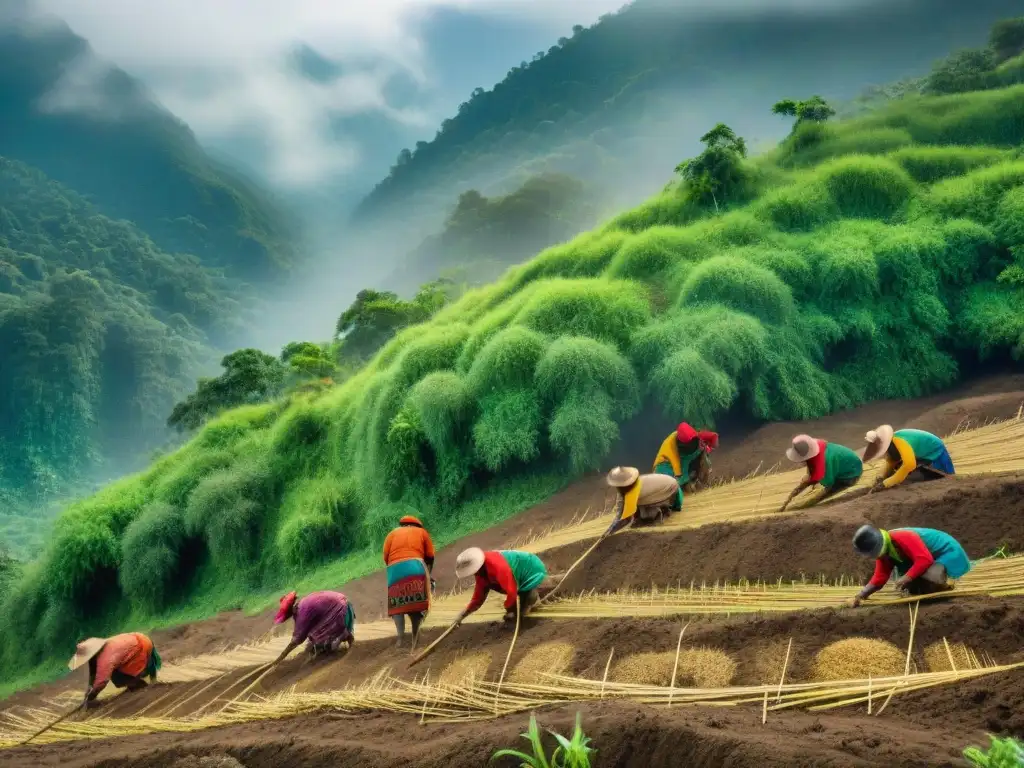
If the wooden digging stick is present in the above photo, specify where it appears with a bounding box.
[408,620,461,668]
[19,702,83,745]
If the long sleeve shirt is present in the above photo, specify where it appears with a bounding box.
[383,525,435,567]
[881,430,946,488]
[866,529,934,589]
[293,591,353,645]
[88,633,153,695]
[464,551,547,614]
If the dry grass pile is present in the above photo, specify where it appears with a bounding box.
[509,642,575,683]
[610,648,736,687]
[923,641,986,673]
[811,638,905,682]
[750,640,800,685]
[436,652,492,685]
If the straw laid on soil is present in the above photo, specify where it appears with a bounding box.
[508,642,575,683]
[520,416,1024,552]
[3,658,1022,748]
[437,652,492,686]
[611,650,737,688]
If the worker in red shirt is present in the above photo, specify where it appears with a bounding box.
[68,633,161,708]
[848,525,972,607]
[452,548,559,625]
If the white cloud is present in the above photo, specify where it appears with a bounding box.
[24,0,870,189]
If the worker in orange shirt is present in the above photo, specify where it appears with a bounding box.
[382,515,436,648]
[68,633,161,708]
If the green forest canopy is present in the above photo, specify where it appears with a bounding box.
[2,76,1023,687]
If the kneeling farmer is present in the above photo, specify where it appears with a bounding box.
[849,525,971,607]
[780,434,863,512]
[453,548,555,625]
[69,632,161,707]
[273,590,356,662]
[862,425,955,491]
[654,422,719,492]
[606,466,682,535]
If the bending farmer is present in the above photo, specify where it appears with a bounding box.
[383,514,435,648]
[272,590,355,662]
[849,525,971,607]
[654,422,719,493]
[453,548,556,626]
[861,425,955,492]
[69,633,161,708]
[606,466,681,535]
[780,434,863,512]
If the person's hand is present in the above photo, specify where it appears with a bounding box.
[779,501,789,513]
[430,579,437,592]
[846,596,862,608]
[894,577,911,592]
[502,610,516,624]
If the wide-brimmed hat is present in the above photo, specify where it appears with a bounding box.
[606,466,640,488]
[861,425,894,462]
[785,434,820,463]
[68,638,106,671]
[399,515,423,528]
[853,525,884,557]
[274,591,298,624]
[676,422,697,443]
[455,547,485,580]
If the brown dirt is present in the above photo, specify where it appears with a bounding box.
[544,473,1024,591]
[4,376,1024,766]
[0,700,990,768]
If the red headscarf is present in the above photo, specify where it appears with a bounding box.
[274,591,297,624]
[676,422,697,442]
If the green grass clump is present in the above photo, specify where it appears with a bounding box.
[4,80,1024,692]
[817,156,915,219]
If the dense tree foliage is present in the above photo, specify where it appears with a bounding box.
[674,124,750,211]
[0,18,295,280]
[924,16,1024,95]
[4,77,1024,686]
[0,157,255,552]
[397,173,599,287]
[772,96,836,127]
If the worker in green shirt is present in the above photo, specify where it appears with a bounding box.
[780,434,864,512]
[861,425,955,491]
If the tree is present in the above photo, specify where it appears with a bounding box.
[281,341,339,382]
[773,95,835,126]
[572,24,585,35]
[990,17,1024,63]
[167,349,286,432]
[675,123,749,211]
[924,48,996,94]
[396,148,412,166]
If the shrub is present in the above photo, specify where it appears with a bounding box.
[472,390,544,472]
[649,348,737,424]
[276,475,358,570]
[534,336,640,419]
[119,502,188,611]
[466,326,549,395]
[818,156,914,219]
[678,255,794,324]
[754,182,837,232]
[890,145,1006,183]
[606,227,706,280]
[515,278,651,350]
[927,161,1024,222]
[994,185,1024,248]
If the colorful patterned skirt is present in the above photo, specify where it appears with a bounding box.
[387,558,430,616]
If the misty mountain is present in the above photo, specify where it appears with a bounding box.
[0,14,296,282]
[351,0,1023,274]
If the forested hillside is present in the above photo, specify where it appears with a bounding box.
[352,0,1022,259]
[0,13,302,551]
[3,39,1023,687]
[390,173,600,289]
[0,15,296,281]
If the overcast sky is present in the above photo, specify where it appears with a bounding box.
[25,0,877,190]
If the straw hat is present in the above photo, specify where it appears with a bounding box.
[274,591,297,624]
[399,515,423,528]
[606,466,640,488]
[676,422,697,443]
[861,425,894,462]
[853,525,884,558]
[785,434,820,463]
[68,638,106,671]
[455,547,485,580]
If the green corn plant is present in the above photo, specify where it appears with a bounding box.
[491,712,595,768]
[963,735,1024,767]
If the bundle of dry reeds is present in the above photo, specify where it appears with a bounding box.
[4,656,1021,748]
